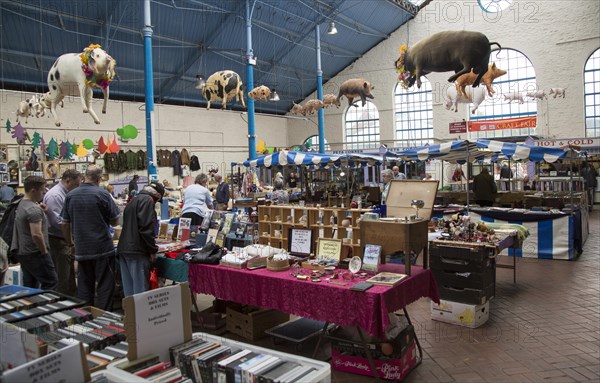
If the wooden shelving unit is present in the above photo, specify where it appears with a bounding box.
[257,206,371,258]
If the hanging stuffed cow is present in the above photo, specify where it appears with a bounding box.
[46,43,116,126]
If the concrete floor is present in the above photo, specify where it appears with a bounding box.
[194,209,600,382]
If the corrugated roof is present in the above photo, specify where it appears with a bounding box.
[0,0,426,115]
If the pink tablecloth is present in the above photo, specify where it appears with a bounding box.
[188,264,439,339]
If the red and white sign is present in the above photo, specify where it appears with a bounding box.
[449,121,467,134]
[533,137,600,150]
[468,116,537,132]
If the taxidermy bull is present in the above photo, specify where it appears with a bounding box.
[197,70,245,110]
[336,78,375,107]
[47,43,116,126]
[395,31,501,89]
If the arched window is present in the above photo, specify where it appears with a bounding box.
[394,77,433,147]
[303,135,330,152]
[469,48,537,139]
[584,49,600,137]
[344,101,380,150]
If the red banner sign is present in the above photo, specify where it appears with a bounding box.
[468,116,537,132]
[449,121,467,134]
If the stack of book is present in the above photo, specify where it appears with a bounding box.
[165,337,324,383]
[116,354,190,383]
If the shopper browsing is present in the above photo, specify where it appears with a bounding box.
[118,183,165,296]
[392,166,406,180]
[270,179,289,205]
[11,176,58,290]
[214,174,230,211]
[381,169,394,203]
[61,166,120,311]
[181,173,213,226]
[43,169,81,296]
[473,168,497,207]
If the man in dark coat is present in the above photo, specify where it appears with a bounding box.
[128,174,139,197]
[117,182,165,296]
[473,168,496,207]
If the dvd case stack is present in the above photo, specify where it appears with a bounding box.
[0,290,129,372]
[114,354,191,383]
[159,337,323,383]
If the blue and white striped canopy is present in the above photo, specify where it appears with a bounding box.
[396,141,494,164]
[235,150,344,168]
[475,139,574,163]
[395,140,576,164]
[233,141,577,168]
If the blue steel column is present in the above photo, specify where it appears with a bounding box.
[246,0,256,160]
[315,26,325,154]
[143,0,158,179]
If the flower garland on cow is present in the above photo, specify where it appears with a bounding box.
[80,43,116,90]
[395,45,415,90]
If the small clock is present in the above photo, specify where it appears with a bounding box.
[477,0,512,13]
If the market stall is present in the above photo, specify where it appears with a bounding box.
[393,139,588,260]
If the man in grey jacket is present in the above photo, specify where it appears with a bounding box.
[43,169,80,296]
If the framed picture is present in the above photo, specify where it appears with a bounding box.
[366,272,408,286]
[44,161,60,180]
[0,163,6,173]
[0,173,8,183]
[316,238,342,262]
[288,228,313,257]
[0,145,7,161]
[362,244,382,272]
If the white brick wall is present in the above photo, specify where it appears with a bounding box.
[0,89,289,185]
[288,0,600,149]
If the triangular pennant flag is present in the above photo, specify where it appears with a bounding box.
[109,134,120,153]
[98,136,108,154]
[39,136,47,160]
[105,137,112,154]
[76,142,88,158]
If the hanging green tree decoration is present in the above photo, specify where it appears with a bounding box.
[64,140,75,161]
[31,132,42,150]
[46,138,59,160]
[5,119,11,133]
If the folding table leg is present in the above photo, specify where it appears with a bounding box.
[357,326,381,381]
[403,307,423,363]
[312,321,330,359]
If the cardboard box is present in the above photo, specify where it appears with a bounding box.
[330,325,415,360]
[226,305,289,340]
[4,265,24,286]
[431,299,489,328]
[331,341,418,381]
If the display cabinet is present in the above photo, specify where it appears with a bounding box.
[257,206,370,258]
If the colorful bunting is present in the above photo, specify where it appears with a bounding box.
[109,134,120,153]
[11,122,28,144]
[98,136,108,154]
[46,138,59,160]
[76,142,88,157]
[31,132,42,150]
